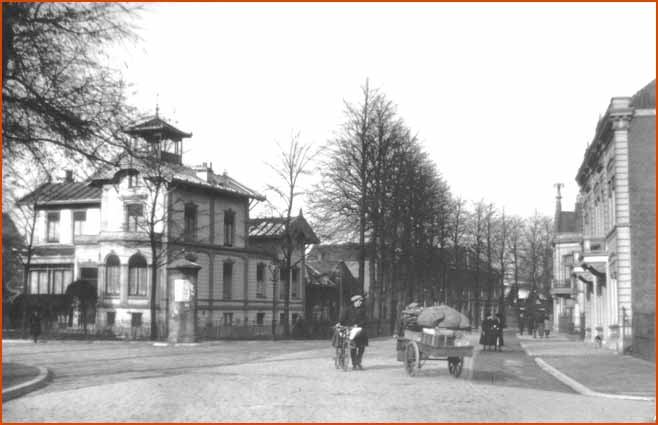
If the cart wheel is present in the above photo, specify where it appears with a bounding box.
[448,357,464,378]
[404,341,420,376]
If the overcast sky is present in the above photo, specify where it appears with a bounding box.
[111,2,656,219]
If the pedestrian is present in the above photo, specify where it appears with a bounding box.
[292,315,305,339]
[528,314,536,338]
[544,315,551,338]
[338,294,368,370]
[479,312,496,351]
[30,311,42,343]
[495,312,505,350]
[535,310,545,338]
[518,310,525,335]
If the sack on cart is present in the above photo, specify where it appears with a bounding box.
[417,305,470,328]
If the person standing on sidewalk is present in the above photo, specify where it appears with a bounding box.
[29,311,42,343]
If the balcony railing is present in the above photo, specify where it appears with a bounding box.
[551,279,575,296]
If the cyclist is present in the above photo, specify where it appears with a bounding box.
[337,294,368,370]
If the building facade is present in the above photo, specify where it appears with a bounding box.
[18,116,317,339]
[552,80,655,361]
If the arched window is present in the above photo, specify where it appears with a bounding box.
[128,254,147,296]
[105,255,120,295]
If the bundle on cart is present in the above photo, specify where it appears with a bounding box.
[399,304,471,348]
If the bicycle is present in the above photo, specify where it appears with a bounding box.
[333,325,351,371]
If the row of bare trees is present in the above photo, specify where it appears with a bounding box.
[310,82,554,329]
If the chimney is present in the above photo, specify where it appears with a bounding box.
[65,170,74,183]
[194,163,213,183]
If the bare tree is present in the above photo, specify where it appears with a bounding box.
[311,81,380,293]
[506,215,524,302]
[12,171,53,336]
[495,208,509,316]
[2,3,141,173]
[467,200,487,327]
[265,133,317,337]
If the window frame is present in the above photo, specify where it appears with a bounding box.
[72,210,87,238]
[291,266,299,298]
[184,203,198,241]
[125,203,144,233]
[256,263,266,298]
[46,211,60,243]
[105,255,121,296]
[128,254,148,297]
[224,210,235,246]
[222,261,233,300]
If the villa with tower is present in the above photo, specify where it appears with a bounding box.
[18,114,318,340]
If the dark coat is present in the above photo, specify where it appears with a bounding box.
[340,305,368,346]
[30,314,41,337]
[479,317,497,346]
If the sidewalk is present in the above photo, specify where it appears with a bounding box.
[518,332,655,401]
[2,362,51,401]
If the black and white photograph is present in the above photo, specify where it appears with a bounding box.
[2,2,656,422]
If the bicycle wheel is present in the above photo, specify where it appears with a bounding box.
[334,347,342,369]
[340,343,350,371]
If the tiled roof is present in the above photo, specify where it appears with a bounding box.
[90,154,264,201]
[125,116,192,139]
[557,211,578,233]
[305,263,337,287]
[19,182,101,205]
[248,214,320,244]
[307,243,364,262]
[631,79,656,109]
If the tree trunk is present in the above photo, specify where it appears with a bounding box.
[150,243,158,340]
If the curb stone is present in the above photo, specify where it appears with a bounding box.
[2,366,52,401]
[518,341,656,402]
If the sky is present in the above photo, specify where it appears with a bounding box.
[110,2,656,219]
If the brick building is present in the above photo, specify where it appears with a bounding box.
[554,79,655,361]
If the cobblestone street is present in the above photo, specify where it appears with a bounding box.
[3,334,655,422]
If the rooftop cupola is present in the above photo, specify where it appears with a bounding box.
[125,114,192,165]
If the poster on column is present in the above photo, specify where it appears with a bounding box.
[174,279,193,302]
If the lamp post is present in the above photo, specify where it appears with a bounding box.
[269,261,279,340]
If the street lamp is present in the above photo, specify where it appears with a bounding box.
[268,260,280,340]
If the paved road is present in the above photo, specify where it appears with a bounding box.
[3,335,655,422]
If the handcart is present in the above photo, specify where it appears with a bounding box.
[395,327,474,377]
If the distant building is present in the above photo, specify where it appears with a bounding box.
[552,79,655,361]
[550,186,583,334]
[307,243,503,331]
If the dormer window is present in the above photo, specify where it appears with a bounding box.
[224,210,235,246]
[128,173,141,188]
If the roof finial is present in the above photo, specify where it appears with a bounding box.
[155,93,160,118]
[554,182,563,199]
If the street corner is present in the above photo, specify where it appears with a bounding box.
[2,364,52,401]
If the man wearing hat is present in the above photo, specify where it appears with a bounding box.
[338,294,369,370]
